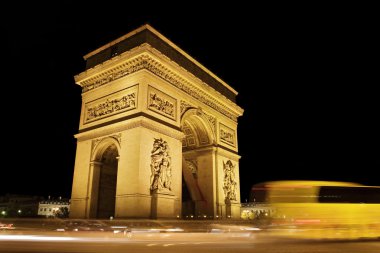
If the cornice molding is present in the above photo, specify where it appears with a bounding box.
[83,24,238,96]
[216,147,241,161]
[75,117,185,142]
[75,45,243,122]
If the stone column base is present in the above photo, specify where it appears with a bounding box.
[150,190,177,218]
[225,202,241,219]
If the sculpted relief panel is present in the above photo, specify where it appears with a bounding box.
[150,138,172,192]
[148,86,177,121]
[223,160,237,203]
[84,85,138,124]
[219,123,236,147]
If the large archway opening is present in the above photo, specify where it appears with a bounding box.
[181,109,215,218]
[91,139,119,219]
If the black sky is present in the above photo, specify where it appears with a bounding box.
[1,2,378,202]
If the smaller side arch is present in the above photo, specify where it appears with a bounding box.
[181,108,216,147]
[88,136,121,219]
[180,108,217,218]
[92,136,121,162]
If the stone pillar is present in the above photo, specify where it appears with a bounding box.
[215,149,241,219]
[114,127,146,218]
[69,139,92,218]
[228,202,241,219]
[113,124,182,219]
[87,161,102,218]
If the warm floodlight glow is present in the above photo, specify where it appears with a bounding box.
[71,25,243,220]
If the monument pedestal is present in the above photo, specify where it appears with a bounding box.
[225,202,241,219]
[150,189,177,218]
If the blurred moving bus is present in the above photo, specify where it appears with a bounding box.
[250,180,380,239]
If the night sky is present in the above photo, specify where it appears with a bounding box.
[1,2,378,202]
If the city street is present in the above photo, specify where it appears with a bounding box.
[1,220,380,253]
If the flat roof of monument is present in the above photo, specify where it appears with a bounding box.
[83,24,238,102]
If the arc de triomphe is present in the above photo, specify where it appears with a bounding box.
[70,25,244,219]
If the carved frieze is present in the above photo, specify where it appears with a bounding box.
[76,118,185,142]
[79,52,238,122]
[84,85,138,124]
[145,59,238,122]
[219,123,235,147]
[180,100,194,116]
[203,111,216,135]
[150,138,172,192]
[81,57,146,92]
[223,160,237,203]
[148,86,177,121]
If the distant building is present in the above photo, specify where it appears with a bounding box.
[0,194,43,217]
[240,202,274,220]
[0,194,71,218]
[38,197,70,217]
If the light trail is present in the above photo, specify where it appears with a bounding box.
[0,235,79,241]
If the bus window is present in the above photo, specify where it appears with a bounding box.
[318,186,380,203]
[250,184,318,203]
[267,186,317,203]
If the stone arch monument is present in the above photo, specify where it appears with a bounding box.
[70,25,244,219]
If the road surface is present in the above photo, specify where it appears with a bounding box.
[1,219,380,252]
[1,229,380,253]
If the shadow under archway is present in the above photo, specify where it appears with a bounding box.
[90,140,119,219]
[181,108,215,218]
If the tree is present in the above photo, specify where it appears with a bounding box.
[55,207,69,218]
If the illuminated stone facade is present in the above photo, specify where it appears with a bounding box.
[70,25,244,219]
